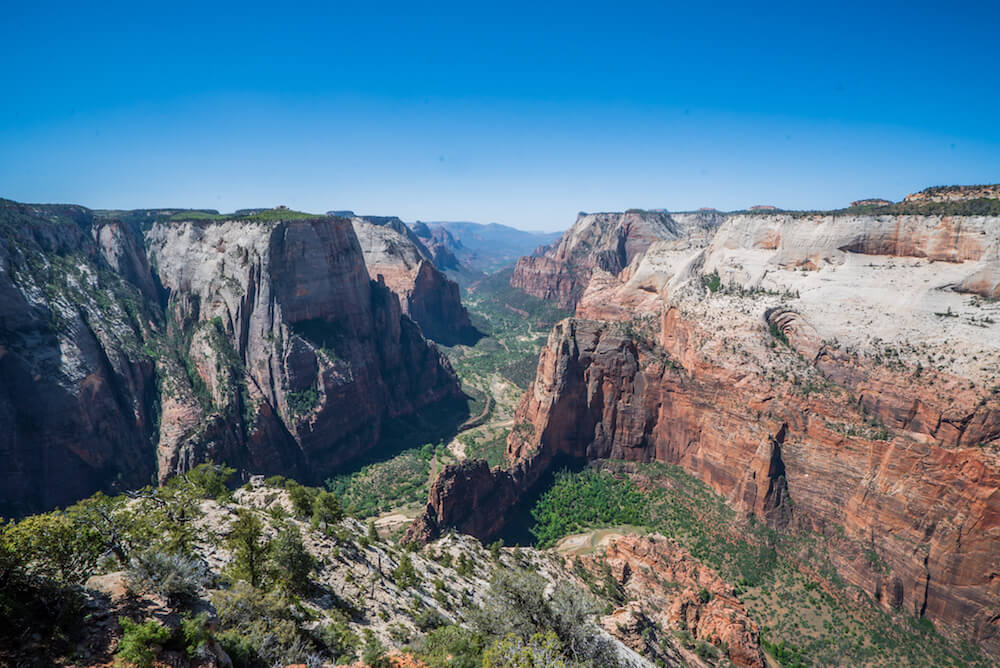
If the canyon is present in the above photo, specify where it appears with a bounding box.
[0,201,462,517]
[4,189,1000,666]
[410,201,1000,655]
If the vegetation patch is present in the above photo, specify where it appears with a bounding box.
[529,468,648,548]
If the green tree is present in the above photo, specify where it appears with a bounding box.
[271,526,316,594]
[226,509,269,588]
[285,481,317,519]
[392,553,418,589]
[181,461,236,500]
[4,510,103,584]
[311,490,343,533]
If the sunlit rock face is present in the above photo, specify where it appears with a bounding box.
[415,208,1000,652]
[351,215,479,345]
[511,210,724,309]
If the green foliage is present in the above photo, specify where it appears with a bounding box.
[286,386,321,418]
[529,468,648,548]
[327,448,432,518]
[126,549,209,606]
[179,612,213,658]
[180,461,236,500]
[3,508,104,584]
[226,509,270,588]
[702,270,722,293]
[455,552,474,577]
[270,526,316,595]
[213,581,319,667]
[482,631,568,667]
[116,617,171,668]
[472,569,616,666]
[167,208,324,223]
[769,321,789,346]
[311,490,344,532]
[362,629,390,667]
[392,552,419,589]
[415,625,485,668]
[285,481,318,519]
[761,634,808,668]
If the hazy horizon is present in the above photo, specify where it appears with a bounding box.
[3,1,999,230]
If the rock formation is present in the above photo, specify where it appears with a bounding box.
[351,216,479,345]
[510,210,723,309]
[580,533,765,668]
[0,200,463,516]
[412,208,1000,652]
[411,221,461,271]
[904,184,1000,203]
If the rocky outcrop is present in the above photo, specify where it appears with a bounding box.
[0,200,463,516]
[851,198,893,207]
[351,217,478,345]
[510,210,723,309]
[413,209,1000,652]
[905,184,1000,203]
[583,534,765,668]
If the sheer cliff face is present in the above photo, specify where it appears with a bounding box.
[414,211,1000,651]
[0,201,462,515]
[351,217,478,345]
[0,201,160,516]
[510,210,724,309]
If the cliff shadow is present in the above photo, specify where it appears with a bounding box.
[496,452,588,547]
[325,393,471,480]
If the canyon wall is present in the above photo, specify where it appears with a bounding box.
[0,201,463,516]
[351,216,478,345]
[411,210,1000,651]
[510,210,723,308]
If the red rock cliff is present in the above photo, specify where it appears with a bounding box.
[412,209,1000,652]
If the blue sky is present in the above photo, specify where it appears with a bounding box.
[2,1,998,230]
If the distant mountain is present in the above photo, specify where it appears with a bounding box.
[416,221,562,277]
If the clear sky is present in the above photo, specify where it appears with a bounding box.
[2,1,998,231]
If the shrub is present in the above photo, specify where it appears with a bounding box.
[473,570,618,666]
[416,625,485,668]
[178,612,213,659]
[212,582,318,667]
[482,631,567,667]
[456,553,473,577]
[4,509,104,584]
[116,617,171,668]
[126,549,209,606]
[702,271,722,293]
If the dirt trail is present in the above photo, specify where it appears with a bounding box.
[554,526,646,557]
